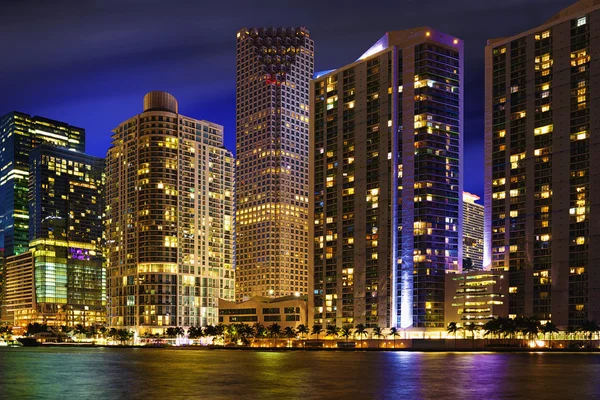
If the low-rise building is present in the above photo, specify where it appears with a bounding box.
[445,271,509,327]
[218,296,307,329]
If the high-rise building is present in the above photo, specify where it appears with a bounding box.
[463,192,484,271]
[485,0,600,327]
[30,144,106,326]
[0,112,84,257]
[311,28,463,329]
[106,92,235,333]
[1,144,105,329]
[235,27,314,301]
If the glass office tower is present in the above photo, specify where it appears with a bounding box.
[0,112,84,257]
[28,144,106,326]
[311,28,463,329]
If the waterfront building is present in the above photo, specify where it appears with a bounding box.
[444,271,508,328]
[235,27,314,301]
[485,0,600,327]
[463,192,484,271]
[1,145,105,328]
[310,28,463,329]
[106,92,235,334]
[218,295,307,330]
[0,112,84,257]
[1,251,35,331]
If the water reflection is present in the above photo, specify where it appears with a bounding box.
[0,348,599,399]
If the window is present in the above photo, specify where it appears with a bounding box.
[577,17,587,27]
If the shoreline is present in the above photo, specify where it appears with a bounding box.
[10,343,600,353]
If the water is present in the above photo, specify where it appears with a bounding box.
[0,348,598,399]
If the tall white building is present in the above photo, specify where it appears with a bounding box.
[106,91,235,333]
[235,27,314,300]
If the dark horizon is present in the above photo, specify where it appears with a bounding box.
[0,0,577,197]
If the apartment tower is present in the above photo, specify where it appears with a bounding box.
[106,92,235,333]
[485,0,600,326]
[235,27,314,300]
[311,28,463,329]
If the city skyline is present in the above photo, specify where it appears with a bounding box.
[0,0,579,198]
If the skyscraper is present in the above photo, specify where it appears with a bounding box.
[463,192,484,271]
[485,0,600,326]
[311,28,463,329]
[106,92,235,333]
[2,144,105,329]
[0,112,84,257]
[235,27,314,301]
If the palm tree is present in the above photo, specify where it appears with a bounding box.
[355,323,368,345]
[372,325,383,348]
[447,322,462,348]
[340,326,352,343]
[204,325,218,342]
[524,318,541,342]
[580,319,600,346]
[541,322,559,348]
[311,324,324,341]
[253,322,266,345]
[483,318,501,345]
[388,327,400,349]
[296,324,309,341]
[566,325,578,341]
[464,324,479,348]
[284,327,296,346]
[268,323,281,346]
[325,325,340,342]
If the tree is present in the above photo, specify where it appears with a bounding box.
[0,326,13,339]
[523,318,541,341]
[253,323,267,345]
[117,329,133,344]
[388,327,400,349]
[447,322,462,348]
[372,326,383,348]
[26,322,49,336]
[204,325,218,340]
[296,324,309,341]
[566,325,578,341]
[354,323,368,344]
[483,318,501,345]
[283,326,296,346]
[579,319,600,344]
[325,325,340,340]
[268,323,281,346]
[311,324,323,341]
[464,324,479,348]
[340,326,352,343]
[541,322,559,347]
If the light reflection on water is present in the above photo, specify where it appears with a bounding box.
[0,348,599,399]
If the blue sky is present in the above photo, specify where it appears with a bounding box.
[0,0,576,196]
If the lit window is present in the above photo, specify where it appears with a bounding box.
[577,17,587,27]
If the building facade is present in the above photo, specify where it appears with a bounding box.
[0,251,35,331]
[106,92,235,334]
[235,27,314,301]
[0,112,84,258]
[445,271,508,328]
[218,295,307,330]
[311,28,463,329]
[29,144,106,327]
[463,192,484,271]
[485,0,600,327]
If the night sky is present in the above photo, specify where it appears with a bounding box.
[0,0,576,196]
